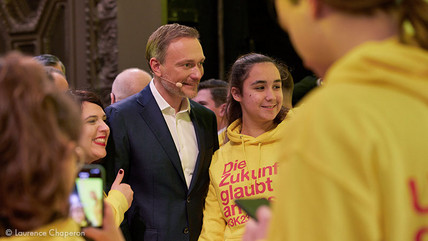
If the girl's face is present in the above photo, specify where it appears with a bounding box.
[232,62,283,126]
[80,101,110,163]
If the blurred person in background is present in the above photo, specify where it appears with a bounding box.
[193,78,228,135]
[110,68,152,104]
[45,66,69,91]
[34,54,66,75]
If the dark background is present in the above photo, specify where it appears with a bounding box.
[0,0,313,106]
[168,0,313,82]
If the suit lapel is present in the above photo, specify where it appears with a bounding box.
[137,86,187,186]
[188,104,206,192]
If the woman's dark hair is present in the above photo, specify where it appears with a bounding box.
[0,52,81,233]
[67,89,104,109]
[226,53,291,125]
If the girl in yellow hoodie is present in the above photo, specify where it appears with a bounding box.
[198,53,294,241]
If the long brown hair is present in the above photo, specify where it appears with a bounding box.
[67,89,104,109]
[0,52,81,233]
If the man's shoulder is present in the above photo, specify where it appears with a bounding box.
[106,90,154,113]
[106,97,137,115]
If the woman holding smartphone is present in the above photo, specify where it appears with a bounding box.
[0,52,123,240]
[198,53,294,241]
[68,90,133,227]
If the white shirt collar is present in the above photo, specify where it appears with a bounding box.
[150,80,191,114]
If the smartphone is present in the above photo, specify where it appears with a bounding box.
[69,164,105,228]
[234,198,271,221]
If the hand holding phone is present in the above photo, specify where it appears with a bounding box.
[83,201,125,241]
[70,164,105,228]
[242,205,272,241]
[234,198,271,221]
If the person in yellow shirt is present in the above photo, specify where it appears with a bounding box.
[198,53,294,241]
[243,0,428,241]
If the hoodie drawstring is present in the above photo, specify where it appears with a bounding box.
[241,135,263,189]
[257,142,262,185]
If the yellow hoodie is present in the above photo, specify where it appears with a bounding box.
[199,113,292,241]
[269,39,428,241]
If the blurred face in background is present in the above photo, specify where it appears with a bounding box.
[193,89,226,131]
[51,72,69,91]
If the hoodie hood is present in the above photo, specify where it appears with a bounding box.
[325,38,428,104]
[224,116,292,180]
[226,116,289,146]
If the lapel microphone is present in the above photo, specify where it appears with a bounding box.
[159,76,183,88]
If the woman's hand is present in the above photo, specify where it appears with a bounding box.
[110,169,134,208]
[84,202,125,241]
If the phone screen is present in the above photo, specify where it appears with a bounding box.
[234,198,271,221]
[69,164,104,228]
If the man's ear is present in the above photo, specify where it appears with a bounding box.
[110,93,115,105]
[150,58,162,77]
[308,0,330,19]
[219,103,227,117]
[231,87,241,102]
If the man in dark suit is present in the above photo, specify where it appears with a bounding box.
[105,23,219,241]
